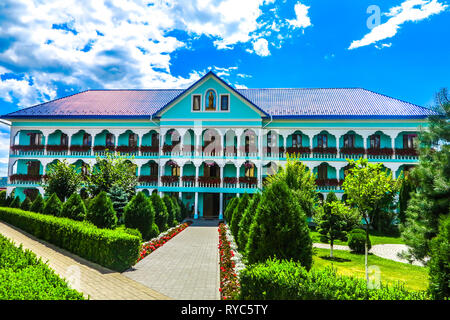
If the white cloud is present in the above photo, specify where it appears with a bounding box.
[252,38,271,56]
[349,0,448,50]
[287,2,312,29]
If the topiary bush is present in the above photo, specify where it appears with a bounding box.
[0,190,7,207]
[115,225,143,243]
[42,193,62,216]
[30,194,45,214]
[230,193,250,241]
[9,197,21,209]
[151,193,169,232]
[163,195,177,228]
[60,193,86,221]
[246,180,313,269]
[20,197,32,211]
[237,193,261,252]
[123,192,158,241]
[348,228,371,254]
[86,191,117,229]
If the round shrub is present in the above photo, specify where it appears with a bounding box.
[86,191,117,229]
[30,194,45,213]
[124,192,157,241]
[20,197,32,211]
[151,193,169,232]
[43,193,62,216]
[60,193,86,221]
[348,229,371,254]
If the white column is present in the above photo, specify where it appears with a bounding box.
[194,192,199,219]
[220,164,224,188]
[219,193,223,220]
[179,165,184,188]
[195,165,199,187]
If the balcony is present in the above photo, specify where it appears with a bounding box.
[238,176,257,188]
[339,147,365,159]
[223,177,238,188]
[46,144,69,156]
[70,145,92,156]
[11,145,45,156]
[93,145,116,155]
[116,145,139,156]
[285,146,310,158]
[239,146,258,158]
[395,148,418,160]
[366,148,393,159]
[198,176,221,188]
[223,146,237,157]
[312,147,337,159]
[182,175,195,187]
[315,178,340,190]
[140,145,159,156]
[161,175,179,187]
[138,175,158,187]
[10,174,43,185]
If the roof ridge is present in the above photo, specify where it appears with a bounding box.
[360,88,431,111]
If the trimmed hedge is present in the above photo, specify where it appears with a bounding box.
[348,229,371,254]
[0,207,141,272]
[239,258,429,300]
[0,233,85,300]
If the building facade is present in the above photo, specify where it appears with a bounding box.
[1,72,436,219]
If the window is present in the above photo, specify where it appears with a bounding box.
[129,133,138,147]
[318,164,328,180]
[403,134,418,149]
[171,166,180,177]
[245,135,256,153]
[83,133,91,146]
[192,95,201,111]
[292,134,302,148]
[245,164,255,177]
[150,163,158,176]
[267,134,272,147]
[317,134,328,148]
[26,161,40,176]
[60,133,68,146]
[370,134,380,149]
[81,163,89,175]
[220,94,229,111]
[28,132,42,146]
[205,89,216,111]
[343,134,355,148]
[106,133,115,147]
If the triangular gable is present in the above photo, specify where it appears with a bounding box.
[154,71,269,118]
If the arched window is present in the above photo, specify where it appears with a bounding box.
[129,133,138,147]
[205,89,216,111]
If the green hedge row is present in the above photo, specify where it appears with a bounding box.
[239,258,429,300]
[0,207,141,272]
[0,233,85,300]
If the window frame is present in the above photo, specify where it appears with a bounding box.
[219,94,230,112]
[192,94,202,112]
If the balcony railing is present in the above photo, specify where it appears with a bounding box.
[116,145,139,155]
[339,147,365,159]
[93,145,116,155]
[11,145,45,156]
[312,147,338,158]
[198,176,221,188]
[238,176,257,188]
[70,145,92,156]
[395,148,418,160]
[140,145,159,156]
[10,174,43,185]
[160,175,179,187]
[182,175,195,187]
[315,178,340,190]
[223,177,238,188]
[285,146,310,158]
[367,148,394,159]
[138,175,158,186]
[46,144,69,155]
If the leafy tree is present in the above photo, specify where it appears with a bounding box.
[151,193,169,232]
[107,184,129,224]
[246,180,313,269]
[315,201,360,258]
[20,197,32,211]
[428,214,450,299]
[42,160,83,202]
[163,195,177,228]
[86,191,117,229]
[224,197,239,222]
[30,194,45,213]
[43,193,63,216]
[401,88,450,263]
[60,193,87,221]
[230,193,250,241]
[342,157,399,285]
[264,154,319,217]
[123,192,158,241]
[237,193,261,252]
[87,153,137,198]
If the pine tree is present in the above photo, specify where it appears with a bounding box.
[86,191,117,229]
[43,193,62,216]
[61,193,87,221]
[20,197,32,211]
[224,197,238,222]
[124,192,158,241]
[230,193,250,240]
[246,180,313,269]
[30,194,45,213]
[107,184,129,224]
[237,193,261,252]
[151,193,169,232]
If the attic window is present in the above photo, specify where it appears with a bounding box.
[192,95,201,111]
[220,94,229,111]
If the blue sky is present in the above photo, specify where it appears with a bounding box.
[0,0,449,175]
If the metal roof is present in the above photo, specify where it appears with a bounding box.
[1,81,437,120]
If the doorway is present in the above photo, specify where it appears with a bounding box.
[203,193,219,218]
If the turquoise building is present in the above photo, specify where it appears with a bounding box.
[1,71,435,219]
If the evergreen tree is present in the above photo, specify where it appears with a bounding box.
[237,193,261,252]
[9,196,21,209]
[230,193,250,240]
[60,193,87,221]
[163,195,177,228]
[171,196,182,222]
[246,180,313,269]
[398,172,416,224]
[86,191,117,229]
[20,197,32,211]
[107,184,129,224]
[0,190,7,206]
[401,89,450,263]
[224,197,238,222]
[151,193,169,232]
[30,194,45,213]
[124,192,158,241]
[43,193,62,216]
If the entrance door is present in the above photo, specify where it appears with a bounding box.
[203,193,219,218]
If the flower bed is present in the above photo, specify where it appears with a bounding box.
[137,222,191,262]
[218,223,245,300]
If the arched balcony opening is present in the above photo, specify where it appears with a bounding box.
[224,130,237,157]
[11,130,45,155]
[181,161,196,187]
[339,130,365,158]
[163,129,181,155]
[139,160,159,187]
[223,162,238,188]
[264,131,284,158]
[312,131,337,158]
[182,129,195,156]
[396,164,416,179]
[161,160,180,187]
[199,161,221,187]
[339,164,354,187]
[395,131,419,159]
[10,159,44,185]
[202,129,222,157]
[262,161,278,185]
[72,159,90,180]
[367,131,393,159]
[286,130,310,157]
[70,130,92,155]
[314,162,338,190]
[47,130,69,155]
[117,130,139,155]
[241,129,258,157]
[141,130,159,155]
[123,159,138,176]
[239,161,257,188]
[94,130,115,154]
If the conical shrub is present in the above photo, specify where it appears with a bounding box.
[61,193,87,221]
[163,195,177,228]
[151,193,169,232]
[86,191,117,229]
[43,193,62,216]
[230,193,250,240]
[30,194,45,213]
[237,193,261,251]
[9,196,21,209]
[124,192,158,241]
[20,197,32,211]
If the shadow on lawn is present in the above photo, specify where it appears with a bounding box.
[318,255,352,263]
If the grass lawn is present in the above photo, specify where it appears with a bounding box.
[310,230,405,246]
[312,248,429,292]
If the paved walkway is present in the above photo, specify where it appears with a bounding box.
[313,243,425,266]
[123,219,220,300]
[0,221,169,300]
